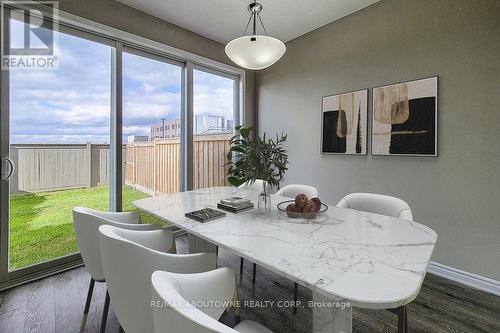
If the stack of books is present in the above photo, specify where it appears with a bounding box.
[217,197,254,213]
[185,208,226,223]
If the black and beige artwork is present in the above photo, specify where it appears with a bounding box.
[321,89,368,154]
[372,77,437,156]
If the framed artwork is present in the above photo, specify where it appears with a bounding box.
[372,77,438,156]
[321,89,368,155]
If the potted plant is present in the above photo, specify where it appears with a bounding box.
[226,126,289,213]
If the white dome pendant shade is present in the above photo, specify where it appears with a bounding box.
[225,2,286,70]
[225,35,286,70]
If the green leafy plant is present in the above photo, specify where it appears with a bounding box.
[226,126,289,189]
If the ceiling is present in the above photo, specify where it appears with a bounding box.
[116,0,379,44]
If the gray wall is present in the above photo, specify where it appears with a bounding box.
[58,0,255,127]
[257,0,500,280]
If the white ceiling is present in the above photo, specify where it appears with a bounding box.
[116,0,379,44]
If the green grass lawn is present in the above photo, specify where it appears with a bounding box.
[9,185,167,270]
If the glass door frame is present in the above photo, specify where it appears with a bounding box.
[0,3,245,290]
[0,6,119,288]
[0,5,10,284]
[192,64,241,133]
[190,64,240,190]
[182,63,242,191]
[120,45,186,199]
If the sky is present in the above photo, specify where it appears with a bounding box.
[9,19,234,144]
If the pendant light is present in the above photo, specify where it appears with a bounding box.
[225,1,286,70]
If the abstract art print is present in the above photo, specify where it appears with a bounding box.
[321,89,368,155]
[372,77,438,156]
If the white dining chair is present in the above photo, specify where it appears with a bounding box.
[337,192,413,333]
[98,224,218,333]
[275,184,318,199]
[336,192,413,221]
[72,207,162,333]
[151,268,273,333]
[238,179,266,193]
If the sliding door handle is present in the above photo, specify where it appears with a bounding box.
[0,156,14,181]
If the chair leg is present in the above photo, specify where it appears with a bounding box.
[292,282,298,330]
[80,278,95,332]
[240,257,244,275]
[100,291,110,333]
[397,305,408,333]
[252,263,257,284]
[405,307,409,333]
[232,280,241,324]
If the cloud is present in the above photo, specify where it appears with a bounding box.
[123,125,150,136]
[123,52,181,89]
[193,69,234,120]
[9,24,235,144]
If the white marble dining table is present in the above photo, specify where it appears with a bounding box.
[134,186,437,333]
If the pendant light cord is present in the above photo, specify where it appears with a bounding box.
[243,14,253,35]
[257,14,269,36]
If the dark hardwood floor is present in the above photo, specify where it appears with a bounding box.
[1,235,499,333]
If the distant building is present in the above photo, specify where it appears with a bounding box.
[226,119,235,132]
[150,118,181,140]
[127,135,149,143]
[149,115,233,139]
[195,115,225,134]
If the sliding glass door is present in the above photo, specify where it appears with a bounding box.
[0,3,243,288]
[122,48,183,224]
[5,18,114,271]
[192,67,238,189]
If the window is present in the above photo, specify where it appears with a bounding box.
[0,3,243,284]
[8,20,113,270]
[192,68,238,189]
[122,50,182,207]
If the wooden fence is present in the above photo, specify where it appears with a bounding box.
[10,144,111,194]
[125,134,231,195]
[193,134,231,190]
[9,134,231,195]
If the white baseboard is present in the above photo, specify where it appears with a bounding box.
[428,261,500,296]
